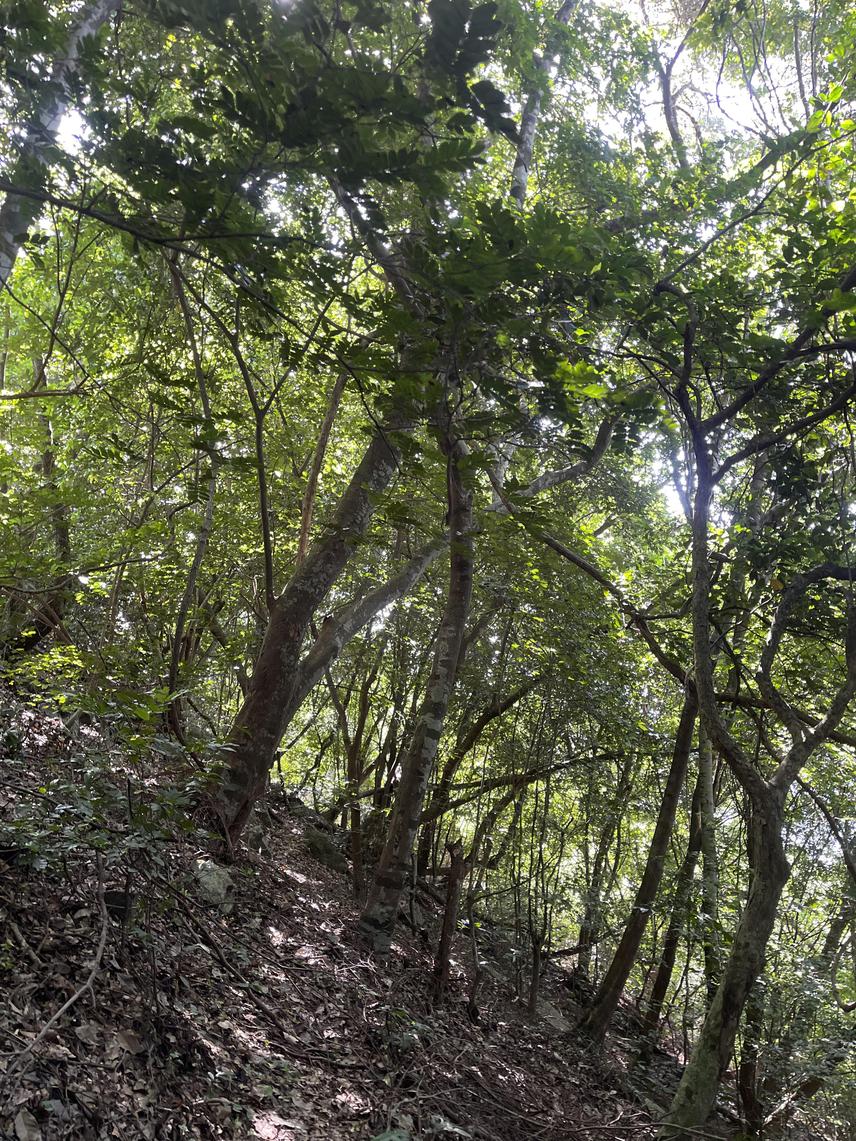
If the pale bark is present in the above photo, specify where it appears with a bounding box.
[509,0,578,207]
[284,536,447,722]
[358,431,474,953]
[0,0,118,287]
[697,723,721,1000]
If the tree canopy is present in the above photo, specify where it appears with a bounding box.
[1,0,855,1136]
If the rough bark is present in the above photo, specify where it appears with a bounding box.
[662,430,856,1135]
[659,802,789,1139]
[697,723,721,1001]
[358,430,474,953]
[736,977,767,1135]
[579,693,697,1042]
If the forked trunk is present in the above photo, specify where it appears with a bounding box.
[214,423,405,845]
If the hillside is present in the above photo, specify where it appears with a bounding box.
[0,693,704,1141]
[2,0,855,1136]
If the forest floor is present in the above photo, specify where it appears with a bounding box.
[1,692,731,1141]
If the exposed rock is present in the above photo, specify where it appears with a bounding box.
[193,858,233,906]
[303,827,348,873]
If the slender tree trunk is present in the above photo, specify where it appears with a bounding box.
[697,724,721,1001]
[0,0,118,287]
[527,932,544,1018]
[659,796,790,1139]
[579,694,697,1041]
[358,430,474,953]
[642,777,703,1043]
[509,0,577,207]
[166,264,217,736]
[296,373,346,567]
[577,835,610,979]
[737,977,767,1135]
[433,841,470,1002]
[416,677,539,875]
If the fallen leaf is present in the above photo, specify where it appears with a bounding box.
[14,1109,41,1141]
[115,1030,145,1054]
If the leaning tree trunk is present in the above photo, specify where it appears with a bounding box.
[416,677,539,875]
[579,693,697,1042]
[641,776,703,1046]
[0,0,118,286]
[358,432,474,953]
[214,421,407,846]
[659,794,790,1139]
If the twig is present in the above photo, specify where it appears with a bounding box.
[2,854,109,1092]
[651,1124,725,1139]
[8,920,42,966]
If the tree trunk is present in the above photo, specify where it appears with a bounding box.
[579,694,697,1041]
[642,776,703,1043]
[432,841,470,1002]
[358,431,474,953]
[659,796,790,1139]
[509,0,577,206]
[697,723,721,1002]
[736,978,767,1135]
[3,371,73,656]
[527,933,545,1019]
[416,677,539,875]
[0,0,118,287]
[214,421,407,846]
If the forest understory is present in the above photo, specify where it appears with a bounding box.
[2,0,856,1137]
[0,691,838,1141]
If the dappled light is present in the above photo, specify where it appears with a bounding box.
[2,0,855,1137]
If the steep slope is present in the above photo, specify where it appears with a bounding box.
[0,692,721,1139]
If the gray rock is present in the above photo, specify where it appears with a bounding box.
[536,998,573,1033]
[193,858,234,906]
[304,827,348,873]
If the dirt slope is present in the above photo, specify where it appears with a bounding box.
[0,694,693,1140]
